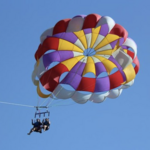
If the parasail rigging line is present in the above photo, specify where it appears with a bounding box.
[0,101,34,108]
[36,61,57,108]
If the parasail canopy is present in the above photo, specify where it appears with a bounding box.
[32,14,139,104]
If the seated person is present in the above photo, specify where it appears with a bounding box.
[28,119,42,135]
[42,118,50,131]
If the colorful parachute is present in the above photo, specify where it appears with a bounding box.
[32,14,139,104]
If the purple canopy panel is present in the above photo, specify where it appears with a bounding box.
[43,51,61,68]
[43,51,74,68]
[94,77,110,92]
[84,28,92,34]
[119,38,124,46]
[58,51,74,62]
[99,24,109,36]
[121,45,129,49]
[53,32,78,44]
[61,72,82,90]
[53,32,64,39]
[110,40,118,49]
[70,61,86,76]
[95,62,107,76]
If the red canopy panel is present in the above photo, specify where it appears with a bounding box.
[35,37,59,60]
[109,71,124,89]
[40,63,69,92]
[110,24,128,41]
[77,77,96,92]
[127,50,134,59]
[133,56,140,74]
[82,14,101,29]
[53,19,71,35]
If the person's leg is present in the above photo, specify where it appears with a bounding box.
[28,127,35,135]
[45,126,49,131]
[43,125,47,131]
[37,127,42,133]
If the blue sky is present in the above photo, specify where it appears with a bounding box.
[0,0,149,150]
